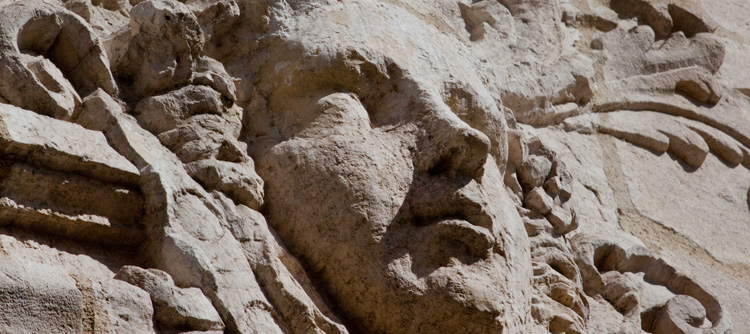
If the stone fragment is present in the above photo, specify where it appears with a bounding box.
[547,206,575,235]
[526,187,554,215]
[652,295,707,334]
[156,119,240,163]
[62,0,92,21]
[115,265,225,331]
[189,0,240,42]
[687,123,744,166]
[0,104,140,185]
[659,125,710,169]
[676,78,721,105]
[458,1,514,41]
[548,160,574,200]
[16,54,81,119]
[90,279,156,334]
[185,159,264,210]
[192,56,238,101]
[116,0,204,99]
[133,85,226,135]
[518,155,553,189]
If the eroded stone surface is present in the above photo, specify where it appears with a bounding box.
[115,265,224,331]
[0,0,747,333]
[0,260,82,334]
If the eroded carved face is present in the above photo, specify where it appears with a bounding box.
[248,2,532,333]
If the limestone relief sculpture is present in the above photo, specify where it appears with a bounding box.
[0,0,747,333]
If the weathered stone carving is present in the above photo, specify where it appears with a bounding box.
[0,0,747,333]
[0,2,117,120]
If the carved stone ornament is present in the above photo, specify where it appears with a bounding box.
[0,0,747,333]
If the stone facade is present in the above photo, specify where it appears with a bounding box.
[0,0,747,333]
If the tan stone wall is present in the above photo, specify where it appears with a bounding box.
[0,0,747,333]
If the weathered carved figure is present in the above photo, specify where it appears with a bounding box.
[0,0,746,333]
[248,14,533,332]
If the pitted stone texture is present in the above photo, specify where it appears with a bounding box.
[89,278,156,334]
[0,260,82,334]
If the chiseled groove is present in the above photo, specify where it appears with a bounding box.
[597,133,750,287]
